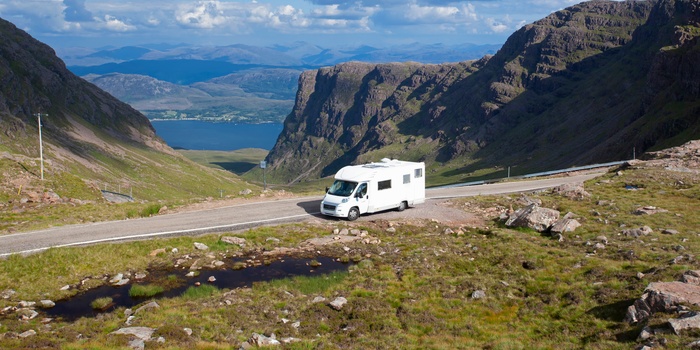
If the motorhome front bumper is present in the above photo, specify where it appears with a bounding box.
[320,202,348,218]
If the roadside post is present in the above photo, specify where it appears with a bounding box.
[260,160,267,191]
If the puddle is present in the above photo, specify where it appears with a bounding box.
[43,256,349,321]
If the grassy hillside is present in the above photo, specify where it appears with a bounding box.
[0,122,259,233]
[1,157,698,348]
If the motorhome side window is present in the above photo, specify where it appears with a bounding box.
[378,180,391,190]
[415,168,423,178]
[403,174,410,184]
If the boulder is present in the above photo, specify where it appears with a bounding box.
[553,182,591,200]
[194,242,209,250]
[329,297,348,310]
[625,282,700,324]
[471,290,486,299]
[505,204,560,232]
[38,300,55,308]
[550,218,581,234]
[634,206,668,215]
[111,327,155,341]
[681,271,700,286]
[622,226,653,238]
[221,236,246,247]
[248,333,280,347]
[669,312,700,335]
[134,301,160,315]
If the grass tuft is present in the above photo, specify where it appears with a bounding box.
[90,297,113,310]
[129,284,165,298]
[182,284,219,299]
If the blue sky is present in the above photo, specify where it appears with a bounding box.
[1,0,584,49]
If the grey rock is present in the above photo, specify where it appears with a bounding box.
[312,296,327,303]
[329,297,348,310]
[625,282,700,324]
[550,218,581,234]
[111,327,155,341]
[249,333,280,346]
[669,312,700,335]
[471,290,486,299]
[128,339,145,350]
[687,340,700,349]
[553,182,591,200]
[505,204,560,232]
[681,271,700,285]
[38,300,55,308]
[183,328,193,336]
[1,289,16,299]
[19,329,36,338]
[221,236,247,247]
[638,326,653,341]
[662,229,679,235]
[622,226,653,238]
[194,242,209,250]
[134,301,160,315]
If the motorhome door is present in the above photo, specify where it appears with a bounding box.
[355,182,369,213]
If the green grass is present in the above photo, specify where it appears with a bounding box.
[90,297,113,310]
[182,284,219,299]
[178,148,269,175]
[0,166,699,349]
[262,271,349,295]
[129,284,165,298]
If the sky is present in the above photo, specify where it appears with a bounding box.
[0,0,585,50]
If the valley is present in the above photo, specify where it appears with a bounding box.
[1,0,700,348]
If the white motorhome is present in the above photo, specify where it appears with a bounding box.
[320,159,426,221]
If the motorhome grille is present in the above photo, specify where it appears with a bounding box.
[323,204,336,211]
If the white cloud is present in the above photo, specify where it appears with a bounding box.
[0,0,598,48]
[100,14,135,31]
[485,17,508,33]
[175,1,230,29]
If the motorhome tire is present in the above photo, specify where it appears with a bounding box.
[397,201,407,212]
[347,207,360,221]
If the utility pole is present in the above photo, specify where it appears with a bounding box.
[260,160,267,191]
[34,113,48,180]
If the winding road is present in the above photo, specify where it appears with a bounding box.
[0,173,602,257]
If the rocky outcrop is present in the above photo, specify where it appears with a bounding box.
[267,1,700,184]
[625,271,700,324]
[505,204,561,232]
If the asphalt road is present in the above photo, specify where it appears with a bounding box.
[0,173,602,257]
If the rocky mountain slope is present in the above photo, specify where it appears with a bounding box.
[0,17,251,207]
[264,0,700,185]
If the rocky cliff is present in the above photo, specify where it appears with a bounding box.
[265,0,700,185]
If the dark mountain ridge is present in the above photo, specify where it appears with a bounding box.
[263,0,700,185]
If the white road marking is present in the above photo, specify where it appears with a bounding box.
[0,212,318,258]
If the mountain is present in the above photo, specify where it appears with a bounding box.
[61,41,502,67]
[0,17,251,205]
[262,0,700,185]
[84,69,299,123]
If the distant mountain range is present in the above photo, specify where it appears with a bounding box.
[61,42,501,67]
[262,0,700,185]
[65,42,500,124]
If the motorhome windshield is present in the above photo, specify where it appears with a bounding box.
[327,180,357,197]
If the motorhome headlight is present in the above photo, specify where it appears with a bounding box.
[341,198,349,203]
